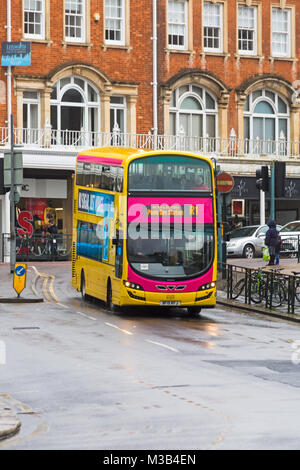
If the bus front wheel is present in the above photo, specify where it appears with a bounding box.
[106,281,115,312]
[187,306,201,317]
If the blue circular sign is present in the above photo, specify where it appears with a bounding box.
[15,266,26,277]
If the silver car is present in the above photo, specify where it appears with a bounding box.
[279,221,300,256]
[226,224,282,259]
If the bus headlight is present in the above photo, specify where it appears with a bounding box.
[123,280,144,291]
[198,282,216,291]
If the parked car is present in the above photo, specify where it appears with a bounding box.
[279,221,300,256]
[226,224,282,259]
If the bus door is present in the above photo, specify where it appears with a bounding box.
[112,229,123,300]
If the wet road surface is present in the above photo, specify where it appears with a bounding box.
[1,262,300,450]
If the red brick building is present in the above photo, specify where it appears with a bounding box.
[1,0,300,236]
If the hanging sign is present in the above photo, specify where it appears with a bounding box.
[1,42,31,66]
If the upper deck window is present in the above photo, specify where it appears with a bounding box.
[76,161,123,192]
[128,155,212,192]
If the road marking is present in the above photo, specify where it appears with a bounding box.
[77,311,97,321]
[57,303,69,309]
[105,322,133,335]
[145,339,179,353]
[48,275,60,302]
[29,266,60,303]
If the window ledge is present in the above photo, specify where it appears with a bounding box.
[21,38,53,46]
[200,51,230,61]
[61,41,93,49]
[269,56,298,63]
[101,43,132,52]
[164,48,194,55]
[235,53,264,62]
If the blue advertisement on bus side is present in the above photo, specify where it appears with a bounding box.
[78,189,114,261]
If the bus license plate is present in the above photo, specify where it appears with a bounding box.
[160,301,180,306]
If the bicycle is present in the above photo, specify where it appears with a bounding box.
[231,268,285,307]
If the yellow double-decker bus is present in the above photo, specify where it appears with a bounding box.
[72,147,217,316]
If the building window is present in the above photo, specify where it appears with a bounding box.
[169,84,217,151]
[110,96,126,133]
[167,0,188,50]
[203,2,223,52]
[105,0,125,45]
[272,7,291,57]
[50,76,100,145]
[244,89,289,153]
[238,4,257,55]
[23,91,40,144]
[24,0,45,39]
[65,0,86,42]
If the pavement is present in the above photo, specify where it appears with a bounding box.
[0,257,300,441]
[0,263,45,441]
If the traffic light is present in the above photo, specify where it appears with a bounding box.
[275,161,286,198]
[256,165,269,192]
[0,158,9,195]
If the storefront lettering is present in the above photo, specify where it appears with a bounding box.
[17,211,33,238]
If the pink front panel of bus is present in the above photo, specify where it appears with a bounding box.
[126,197,214,292]
[77,154,124,166]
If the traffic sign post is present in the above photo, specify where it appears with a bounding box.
[13,263,27,297]
[216,172,235,194]
[216,172,234,276]
[4,115,23,273]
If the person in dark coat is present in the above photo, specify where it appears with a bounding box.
[265,220,278,266]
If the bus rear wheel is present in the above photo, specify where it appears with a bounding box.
[81,272,87,301]
[187,306,201,317]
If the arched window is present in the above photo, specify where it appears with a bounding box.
[169,84,217,147]
[50,76,100,145]
[244,89,289,152]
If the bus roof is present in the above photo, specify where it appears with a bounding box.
[76,146,213,167]
[77,147,146,166]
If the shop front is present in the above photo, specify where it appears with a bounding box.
[228,176,300,227]
[14,172,73,261]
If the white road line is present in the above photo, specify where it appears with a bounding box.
[77,311,97,321]
[57,303,69,309]
[105,322,133,335]
[145,339,179,353]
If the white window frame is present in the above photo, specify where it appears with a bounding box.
[169,84,218,139]
[167,0,188,50]
[50,76,100,136]
[23,0,45,40]
[244,89,290,143]
[64,0,86,43]
[203,2,223,53]
[271,7,291,58]
[110,96,127,133]
[238,4,257,56]
[105,0,125,46]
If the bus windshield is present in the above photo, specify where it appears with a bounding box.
[127,224,214,279]
[128,155,212,191]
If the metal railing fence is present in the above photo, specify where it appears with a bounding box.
[227,264,300,315]
[0,126,300,159]
[1,233,72,262]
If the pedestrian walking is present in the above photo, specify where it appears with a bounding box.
[265,220,279,266]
